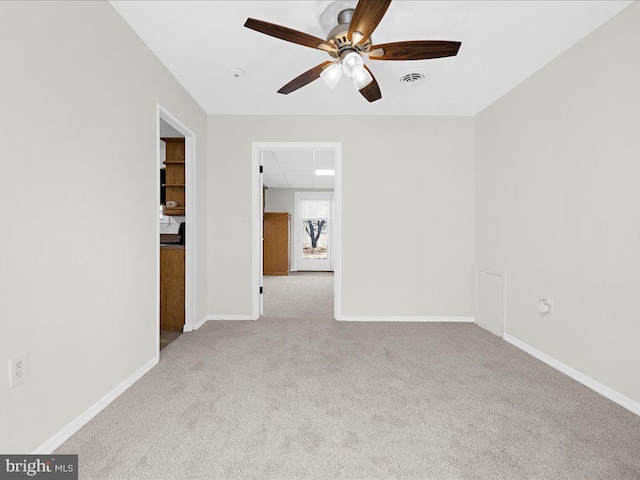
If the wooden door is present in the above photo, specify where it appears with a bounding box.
[264,212,289,276]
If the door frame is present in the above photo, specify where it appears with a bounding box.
[252,142,343,319]
[474,265,507,338]
[294,191,334,272]
[157,105,197,345]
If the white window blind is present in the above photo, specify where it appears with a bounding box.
[301,199,329,219]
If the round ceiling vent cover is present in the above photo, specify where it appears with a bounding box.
[399,71,428,85]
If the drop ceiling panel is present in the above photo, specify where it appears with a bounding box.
[271,150,314,160]
[262,148,335,189]
[276,161,313,173]
[263,173,287,182]
[312,177,335,189]
[314,150,335,161]
[286,176,314,188]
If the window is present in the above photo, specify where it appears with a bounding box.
[300,198,330,260]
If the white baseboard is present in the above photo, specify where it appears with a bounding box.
[337,315,475,322]
[191,314,259,331]
[206,314,258,321]
[192,315,209,330]
[182,324,193,332]
[208,314,258,321]
[504,334,640,417]
[195,314,258,328]
[33,355,159,454]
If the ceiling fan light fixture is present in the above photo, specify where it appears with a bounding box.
[320,62,342,89]
[341,52,364,78]
[352,66,373,90]
[245,0,461,103]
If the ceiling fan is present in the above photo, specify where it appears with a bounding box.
[244,0,461,103]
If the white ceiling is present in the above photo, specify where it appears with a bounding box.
[111,1,631,116]
[263,149,335,189]
[159,119,184,138]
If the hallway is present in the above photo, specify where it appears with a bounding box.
[263,272,334,319]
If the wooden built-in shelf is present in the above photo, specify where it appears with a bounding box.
[163,207,185,216]
[161,137,186,217]
[160,233,181,244]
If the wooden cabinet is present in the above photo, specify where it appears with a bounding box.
[161,138,185,216]
[264,212,290,276]
[160,245,185,331]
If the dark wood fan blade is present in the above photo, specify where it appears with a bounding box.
[244,18,336,53]
[348,0,392,45]
[359,65,381,103]
[369,40,461,61]
[278,61,333,95]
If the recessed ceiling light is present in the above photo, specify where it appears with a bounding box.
[315,169,335,176]
[231,68,244,78]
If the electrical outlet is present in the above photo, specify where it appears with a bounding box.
[9,353,28,389]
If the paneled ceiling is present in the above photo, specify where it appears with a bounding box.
[111,1,631,116]
[263,149,335,189]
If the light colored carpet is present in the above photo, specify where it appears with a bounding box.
[263,272,334,319]
[160,331,182,351]
[57,273,640,479]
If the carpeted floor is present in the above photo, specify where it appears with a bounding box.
[263,272,335,319]
[57,273,640,479]
[160,331,182,351]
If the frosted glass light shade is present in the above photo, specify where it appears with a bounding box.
[320,63,342,89]
[342,52,364,78]
[352,66,373,90]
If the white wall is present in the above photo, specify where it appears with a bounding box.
[208,116,475,318]
[0,1,207,452]
[265,188,333,216]
[476,3,640,405]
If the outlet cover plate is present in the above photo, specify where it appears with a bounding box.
[9,352,28,389]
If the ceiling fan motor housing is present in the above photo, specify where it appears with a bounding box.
[337,8,355,25]
[326,9,372,59]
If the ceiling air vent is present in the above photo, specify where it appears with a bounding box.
[399,71,428,85]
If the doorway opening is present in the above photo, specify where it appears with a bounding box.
[252,143,342,320]
[157,105,197,353]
